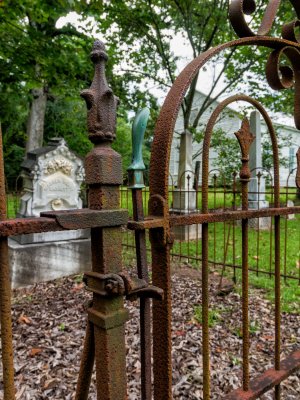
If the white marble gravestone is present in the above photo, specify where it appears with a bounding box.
[9,138,91,287]
[19,137,85,218]
[15,138,88,244]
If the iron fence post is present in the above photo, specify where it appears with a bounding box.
[0,125,15,399]
[76,40,128,400]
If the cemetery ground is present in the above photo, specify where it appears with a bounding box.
[5,261,299,399]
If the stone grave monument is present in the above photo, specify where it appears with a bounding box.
[9,138,91,287]
[248,111,271,229]
[171,130,200,240]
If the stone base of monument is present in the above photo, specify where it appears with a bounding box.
[170,209,202,241]
[248,200,271,230]
[286,200,295,220]
[9,234,91,288]
[172,189,197,211]
[12,228,90,245]
[171,190,201,241]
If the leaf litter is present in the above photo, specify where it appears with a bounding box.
[0,266,299,399]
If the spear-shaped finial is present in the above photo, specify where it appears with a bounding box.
[81,40,119,144]
[127,108,150,189]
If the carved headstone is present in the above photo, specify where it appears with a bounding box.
[19,138,85,218]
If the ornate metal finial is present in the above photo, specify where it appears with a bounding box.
[81,40,119,144]
[127,108,150,189]
[234,118,255,181]
[296,148,300,188]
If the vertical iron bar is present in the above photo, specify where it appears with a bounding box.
[234,118,254,392]
[187,174,190,262]
[256,172,261,276]
[274,214,281,400]
[150,194,172,400]
[75,321,95,400]
[213,175,217,264]
[202,222,210,400]
[202,163,211,400]
[127,108,152,400]
[274,169,281,399]
[232,172,237,283]
[132,189,152,400]
[283,183,289,284]
[0,125,15,400]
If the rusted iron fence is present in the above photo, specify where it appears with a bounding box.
[7,170,300,283]
[121,168,300,284]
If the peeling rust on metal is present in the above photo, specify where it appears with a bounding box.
[127,206,300,231]
[224,350,300,400]
[41,209,128,229]
[0,125,15,399]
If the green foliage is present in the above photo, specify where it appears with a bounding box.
[45,97,92,157]
[0,0,95,174]
[59,323,66,331]
[194,123,292,180]
[193,305,221,327]
[210,128,241,179]
[1,87,28,180]
[0,0,158,175]
[262,127,291,171]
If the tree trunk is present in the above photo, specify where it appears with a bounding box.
[26,88,47,153]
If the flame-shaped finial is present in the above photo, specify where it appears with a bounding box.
[234,118,255,161]
[81,40,119,143]
[234,118,255,182]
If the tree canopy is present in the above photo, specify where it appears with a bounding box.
[0,0,297,182]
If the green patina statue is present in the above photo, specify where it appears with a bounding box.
[127,108,150,189]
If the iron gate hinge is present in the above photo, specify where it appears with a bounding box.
[83,271,164,300]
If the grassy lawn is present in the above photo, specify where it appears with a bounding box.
[6,194,20,218]
[120,186,299,216]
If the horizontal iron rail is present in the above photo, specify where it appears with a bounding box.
[127,206,300,230]
[0,209,128,237]
[224,349,300,400]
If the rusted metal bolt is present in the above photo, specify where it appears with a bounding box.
[105,279,119,294]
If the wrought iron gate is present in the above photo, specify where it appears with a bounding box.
[0,1,300,399]
[130,1,300,399]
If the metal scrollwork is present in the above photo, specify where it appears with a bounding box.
[229,0,300,129]
[229,0,300,40]
[266,45,300,128]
